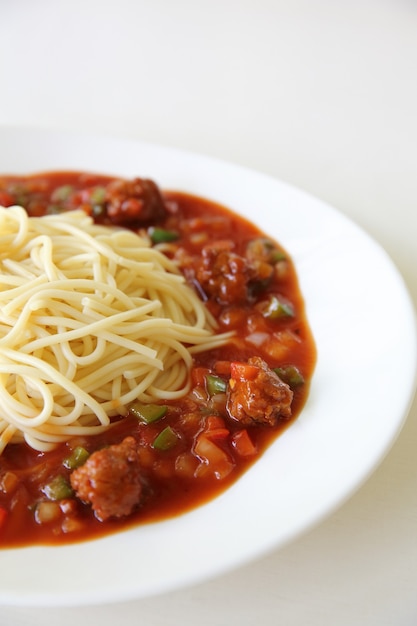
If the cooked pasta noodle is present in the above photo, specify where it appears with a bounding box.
[0,206,232,454]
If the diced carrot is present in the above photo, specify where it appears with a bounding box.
[206,428,230,441]
[230,361,260,382]
[192,366,210,388]
[204,416,229,441]
[214,360,232,376]
[231,429,258,457]
[205,415,227,430]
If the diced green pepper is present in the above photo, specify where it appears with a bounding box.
[89,186,107,205]
[51,184,73,203]
[63,446,90,470]
[43,475,73,501]
[152,426,179,451]
[271,250,287,262]
[274,365,304,387]
[148,227,179,244]
[259,295,294,319]
[246,238,286,263]
[205,374,227,396]
[129,402,168,424]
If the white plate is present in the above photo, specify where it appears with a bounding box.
[0,126,415,607]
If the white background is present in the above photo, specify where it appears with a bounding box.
[1,1,417,624]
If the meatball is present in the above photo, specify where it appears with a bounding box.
[105,177,167,224]
[70,436,143,521]
[226,357,293,426]
[195,241,258,305]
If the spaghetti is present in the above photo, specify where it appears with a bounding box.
[0,206,232,454]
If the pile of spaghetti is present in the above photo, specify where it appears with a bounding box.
[0,206,230,454]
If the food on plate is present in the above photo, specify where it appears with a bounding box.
[0,171,315,546]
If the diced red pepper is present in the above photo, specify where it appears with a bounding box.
[231,429,258,457]
[230,361,260,382]
[214,360,232,376]
[204,416,229,441]
[205,415,227,431]
[0,191,15,207]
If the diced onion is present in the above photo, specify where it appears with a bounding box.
[245,332,269,347]
[34,501,61,524]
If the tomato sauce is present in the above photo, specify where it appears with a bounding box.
[0,172,316,547]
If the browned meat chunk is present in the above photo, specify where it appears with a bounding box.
[105,177,167,224]
[70,436,143,521]
[226,357,293,426]
[195,241,258,305]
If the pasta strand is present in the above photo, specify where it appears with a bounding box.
[0,207,233,453]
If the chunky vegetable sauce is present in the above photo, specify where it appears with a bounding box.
[0,172,315,546]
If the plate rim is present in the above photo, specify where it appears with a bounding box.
[0,125,416,607]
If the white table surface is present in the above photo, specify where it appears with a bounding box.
[1,1,417,624]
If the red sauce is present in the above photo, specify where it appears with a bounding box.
[0,172,316,546]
